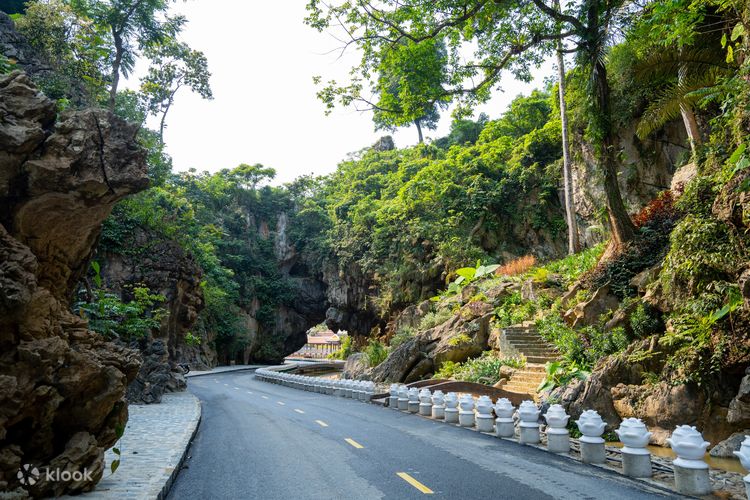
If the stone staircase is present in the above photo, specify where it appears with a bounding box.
[496,325,558,395]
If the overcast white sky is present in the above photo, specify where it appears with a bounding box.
[125,1,554,185]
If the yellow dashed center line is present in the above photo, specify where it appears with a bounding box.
[294,409,305,414]
[397,473,433,494]
[345,438,364,449]
[315,420,328,427]
[277,401,285,406]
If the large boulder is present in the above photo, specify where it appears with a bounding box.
[369,301,494,383]
[564,284,620,327]
[0,71,147,496]
[342,353,371,380]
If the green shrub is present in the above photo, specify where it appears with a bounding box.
[541,243,605,286]
[536,313,629,370]
[494,292,537,327]
[390,326,416,348]
[538,360,590,392]
[418,308,454,330]
[329,335,353,360]
[659,214,739,300]
[434,351,525,385]
[364,339,389,367]
[433,361,459,379]
[629,303,664,338]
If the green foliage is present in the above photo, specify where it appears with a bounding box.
[538,360,590,392]
[15,0,110,103]
[432,261,501,301]
[364,339,389,367]
[447,333,471,347]
[536,313,629,370]
[140,38,212,138]
[184,331,201,346]
[76,263,167,341]
[660,214,739,300]
[329,335,353,360]
[541,244,605,287]
[660,284,743,385]
[433,351,525,385]
[372,39,449,138]
[0,53,17,74]
[494,292,537,328]
[389,326,416,348]
[417,308,454,330]
[629,303,664,338]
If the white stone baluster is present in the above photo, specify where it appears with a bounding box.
[734,436,750,499]
[475,396,495,433]
[668,425,711,496]
[543,404,570,453]
[458,394,476,427]
[407,387,420,413]
[444,392,459,423]
[388,383,400,409]
[494,398,515,438]
[576,410,606,463]
[517,400,541,444]
[418,388,433,416]
[431,390,445,420]
[616,418,652,478]
[397,385,409,411]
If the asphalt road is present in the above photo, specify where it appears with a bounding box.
[168,371,676,500]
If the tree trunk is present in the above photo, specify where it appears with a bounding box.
[415,118,424,144]
[593,58,636,247]
[678,49,701,156]
[555,1,579,255]
[680,104,701,157]
[108,31,123,111]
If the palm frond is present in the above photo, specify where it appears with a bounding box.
[636,69,723,139]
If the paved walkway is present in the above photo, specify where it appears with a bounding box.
[78,392,201,500]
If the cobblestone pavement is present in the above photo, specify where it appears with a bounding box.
[77,392,201,500]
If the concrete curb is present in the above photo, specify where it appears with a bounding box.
[159,397,201,500]
[186,366,262,378]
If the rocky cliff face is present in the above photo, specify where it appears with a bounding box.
[220,212,328,364]
[572,121,688,246]
[98,226,207,402]
[0,71,147,496]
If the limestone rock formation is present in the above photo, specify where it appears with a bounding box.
[99,231,207,368]
[564,337,742,446]
[342,353,371,380]
[368,301,494,383]
[0,71,147,496]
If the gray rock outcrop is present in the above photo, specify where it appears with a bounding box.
[0,71,147,495]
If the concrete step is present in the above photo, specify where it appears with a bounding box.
[524,356,557,364]
[511,348,557,355]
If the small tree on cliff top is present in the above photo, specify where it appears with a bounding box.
[306,0,638,247]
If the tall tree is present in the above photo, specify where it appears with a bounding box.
[306,0,639,247]
[72,0,184,110]
[315,38,449,143]
[140,39,212,141]
[554,0,579,254]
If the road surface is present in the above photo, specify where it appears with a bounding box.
[168,371,674,500]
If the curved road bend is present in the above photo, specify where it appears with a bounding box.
[169,371,676,500]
